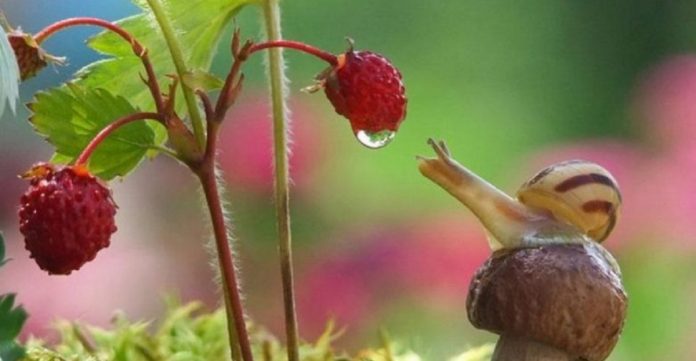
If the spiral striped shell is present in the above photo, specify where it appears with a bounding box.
[516,160,621,242]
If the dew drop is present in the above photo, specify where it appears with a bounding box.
[355,129,396,149]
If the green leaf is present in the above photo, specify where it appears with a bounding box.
[0,26,20,117]
[181,70,224,93]
[0,342,25,361]
[28,84,159,180]
[76,0,251,115]
[0,294,27,361]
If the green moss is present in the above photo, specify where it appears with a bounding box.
[21,300,493,361]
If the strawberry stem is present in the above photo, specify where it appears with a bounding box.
[198,172,254,361]
[249,40,338,66]
[35,17,131,44]
[74,112,163,167]
[260,2,301,361]
[33,17,165,114]
[198,119,254,361]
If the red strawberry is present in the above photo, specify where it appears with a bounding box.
[18,163,117,275]
[319,49,407,137]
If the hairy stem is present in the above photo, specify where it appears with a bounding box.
[222,285,243,361]
[198,172,253,360]
[145,0,206,148]
[249,40,337,65]
[197,119,253,361]
[75,112,162,167]
[260,2,300,361]
[199,170,253,361]
[34,17,165,113]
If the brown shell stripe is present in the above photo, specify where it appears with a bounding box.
[597,211,618,241]
[560,174,619,241]
[525,166,554,187]
[554,173,615,192]
[581,200,615,214]
[582,200,617,241]
[554,173,622,201]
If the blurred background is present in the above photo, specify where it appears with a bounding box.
[1,1,695,360]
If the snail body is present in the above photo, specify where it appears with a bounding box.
[417,140,621,249]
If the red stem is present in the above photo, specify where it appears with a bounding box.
[34,18,134,44]
[215,48,248,121]
[198,120,254,361]
[141,51,165,114]
[75,112,162,167]
[34,17,165,113]
[248,40,338,66]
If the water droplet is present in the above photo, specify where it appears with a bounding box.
[355,129,396,149]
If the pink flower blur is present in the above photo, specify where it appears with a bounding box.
[635,55,696,162]
[0,153,36,221]
[297,215,490,336]
[217,93,328,195]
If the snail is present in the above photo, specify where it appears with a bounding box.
[417,139,621,251]
[418,139,627,361]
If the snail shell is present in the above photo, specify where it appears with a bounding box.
[517,160,621,242]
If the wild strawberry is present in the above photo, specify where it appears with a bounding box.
[248,39,407,147]
[18,163,117,275]
[318,49,407,135]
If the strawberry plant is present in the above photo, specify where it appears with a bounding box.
[0,0,435,360]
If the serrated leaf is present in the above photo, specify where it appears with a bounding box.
[28,84,158,180]
[0,26,20,117]
[76,0,251,116]
[0,294,27,361]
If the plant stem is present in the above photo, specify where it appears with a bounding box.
[34,17,165,113]
[34,17,131,44]
[75,112,162,167]
[145,0,206,149]
[260,2,300,361]
[198,172,254,361]
[222,285,244,361]
[249,40,337,65]
[197,119,254,361]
